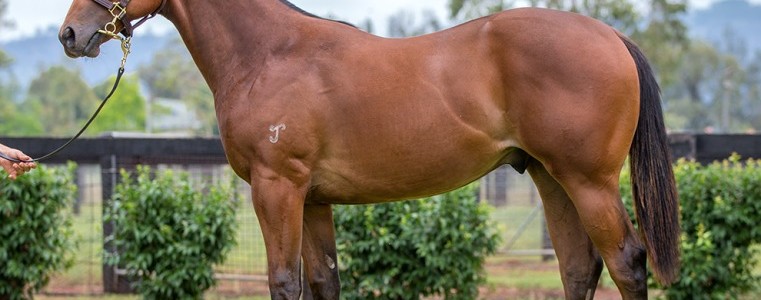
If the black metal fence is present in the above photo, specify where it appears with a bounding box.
[2,133,759,295]
[1,134,265,294]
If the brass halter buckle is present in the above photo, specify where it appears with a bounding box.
[97,2,131,69]
[99,2,126,38]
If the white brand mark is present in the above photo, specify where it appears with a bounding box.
[269,124,286,144]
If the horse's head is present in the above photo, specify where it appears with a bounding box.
[59,0,165,58]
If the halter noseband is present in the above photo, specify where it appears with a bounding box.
[91,0,167,69]
[91,0,167,38]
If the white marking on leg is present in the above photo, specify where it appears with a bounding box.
[326,255,336,270]
[269,124,286,144]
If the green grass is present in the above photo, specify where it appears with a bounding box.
[485,257,563,290]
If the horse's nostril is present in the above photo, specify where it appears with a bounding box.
[60,27,76,47]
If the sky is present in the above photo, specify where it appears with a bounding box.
[1,0,450,41]
[0,0,757,41]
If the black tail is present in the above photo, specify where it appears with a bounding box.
[619,34,680,285]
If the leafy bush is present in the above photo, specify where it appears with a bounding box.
[105,166,239,299]
[621,155,761,299]
[334,183,500,300]
[0,164,76,300]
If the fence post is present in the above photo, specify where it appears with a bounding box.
[540,215,555,262]
[535,186,555,262]
[101,154,134,293]
[73,165,84,215]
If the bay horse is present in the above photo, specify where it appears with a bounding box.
[59,0,680,299]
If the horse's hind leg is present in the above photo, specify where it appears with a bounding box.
[300,203,340,300]
[527,159,604,299]
[543,163,647,299]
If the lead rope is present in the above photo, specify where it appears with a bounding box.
[0,6,132,163]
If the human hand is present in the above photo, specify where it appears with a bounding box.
[0,146,36,180]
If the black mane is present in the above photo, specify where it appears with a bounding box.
[280,0,356,28]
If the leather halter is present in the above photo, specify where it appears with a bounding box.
[91,0,167,37]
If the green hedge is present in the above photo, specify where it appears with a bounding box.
[334,183,500,300]
[104,166,239,299]
[0,164,76,300]
[621,155,761,299]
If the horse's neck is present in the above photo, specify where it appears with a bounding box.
[162,0,298,96]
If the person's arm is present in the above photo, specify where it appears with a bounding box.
[0,144,36,180]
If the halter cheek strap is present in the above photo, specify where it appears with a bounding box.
[91,0,167,37]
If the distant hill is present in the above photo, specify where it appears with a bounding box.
[0,26,183,93]
[686,0,761,53]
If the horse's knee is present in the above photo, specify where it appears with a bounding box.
[270,269,302,300]
[625,243,648,288]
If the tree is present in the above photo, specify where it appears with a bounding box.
[447,0,688,89]
[0,0,11,30]
[0,0,42,136]
[88,74,146,134]
[0,50,9,70]
[388,10,443,38]
[1,0,13,87]
[449,0,639,31]
[359,18,375,35]
[0,96,44,136]
[0,0,12,68]
[23,66,100,136]
[184,80,217,135]
[664,29,761,133]
[138,38,200,100]
[631,0,689,88]
[746,51,761,131]
[448,0,505,21]
[138,37,218,135]
[662,40,723,131]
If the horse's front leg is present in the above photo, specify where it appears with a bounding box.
[251,174,308,300]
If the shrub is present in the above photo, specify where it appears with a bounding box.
[0,164,76,300]
[104,166,239,299]
[621,155,761,299]
[334,183,501,300]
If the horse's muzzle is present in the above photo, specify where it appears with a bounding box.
[59,26,102,58]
